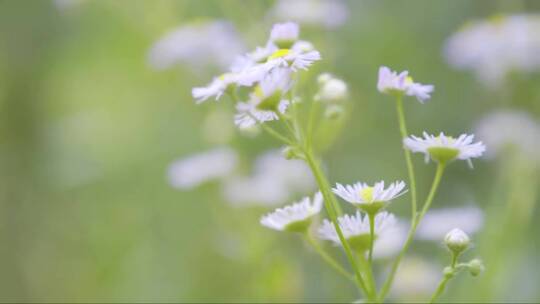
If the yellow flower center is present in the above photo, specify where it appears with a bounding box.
[254,85,264,98]
[488,14,506,25]
[268,49,291,60]
[360,187,374,203]
[405,76,414,85]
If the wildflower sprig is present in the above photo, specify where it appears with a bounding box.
[430,229,484,303]
[189,23,486,303]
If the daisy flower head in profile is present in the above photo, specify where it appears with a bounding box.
[377,66,434,103]
[168,147,238,190]
[191,72,239,104]
[260,192,323,232]
[332,180,407,215]
[318,211,396,252]
[404,132,486,167]
[234,68,292,129]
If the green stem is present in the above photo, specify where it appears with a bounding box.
[431,251,459,303]
[378,163,446,301]
[304,233,354,281]
[304,150,374,300]
[395,95,418,221]
[246,112,294,145]
[368,212,375,263]
[357,252,377,301]
[430,276,451,303]
[277,111,298,141]
[260,123,295,145]
[306,100,320,147]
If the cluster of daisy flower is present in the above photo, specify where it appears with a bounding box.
[260,181,405,255]
[192,22,321,129]
[444,14,540,87]
[179,21,489,302]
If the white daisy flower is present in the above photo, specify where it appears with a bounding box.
[377,66,434,103]
[192,73,238,104]
[230,43,279,86]
[234,100,290,129]
[404,132,486,166]
[270,22,300,49]
[230,24,320,87]
[268,0,348,29]
[318,211,396,252]
[264,45,321,72]
[416,206,484,241]
[148,21,245,71]
[332,181,407,214]
[260,192,323,232]
[168,147,238,189]
[444,14,540,87]
[475,110,540,165]
[234,68,292,129]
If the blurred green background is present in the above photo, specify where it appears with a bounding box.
[0,0,539,302]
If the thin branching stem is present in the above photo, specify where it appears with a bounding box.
[379,162,446,301]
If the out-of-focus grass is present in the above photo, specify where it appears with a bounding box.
[0,0,539,302]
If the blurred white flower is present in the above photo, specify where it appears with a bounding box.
[270,22,300,48]
[255,149,315,193]
[377,66,434,103]
[444,14,540,87]
[318,211,396,251]
[222,176,290,206]
[315,73,348,102]
[222,150,315,206]
[373,219,409,260]
[148,21,245,71]
[333,181,406,214]
[404,132,486,166]
[390,257,440,300]
[168,147,238,189]
[416,206,484,241]
[260,192,323,232]
[475,110,540,164]
[269,0,348,29]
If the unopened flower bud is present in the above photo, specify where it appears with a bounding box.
[467,259,484,276]
[317,73,333,85]
[444,228,470,254]
[443,266,455,278]
[318,79,348,103]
